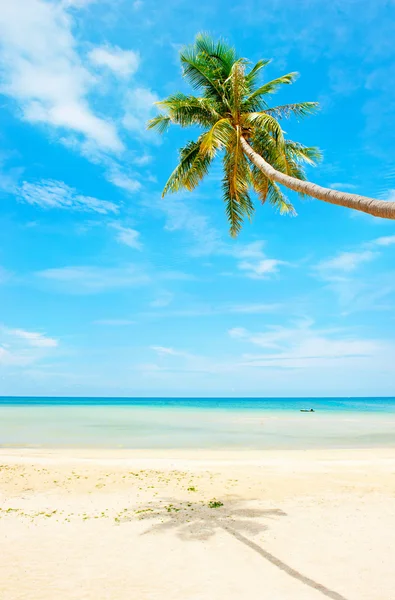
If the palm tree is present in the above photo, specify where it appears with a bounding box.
[147,34,395,236]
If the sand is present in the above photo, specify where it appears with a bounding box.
[1,448,394,600]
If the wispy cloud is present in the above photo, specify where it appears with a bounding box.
[155,195,223,256]
[110,223,142,249]
[146,194,285,277]
[36,265,150,293]
[0,325,58,366]
[88,45,139,78]
[235,241,287,279]
[35,264,190,294]
[0,267,11,284]
[150,345,190,357]
[150,291,174,308]
[9,328,58,348]
[316,250,377,274]
[123,87,159,137]
[62,0,99,7]
[314,237,395,313]
[0,0,122,152]
[142,302,280,318]
[316,234,395,280]
[229,320,388,369]
[18,180,119,214]
[328,182,358,190]
[94,319,136,326]
[373,235,395,247]
[105,168,141,193]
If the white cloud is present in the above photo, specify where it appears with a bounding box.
[9,328,58,348]
[150,345,192,359]
[150,291,173,308]
[62,0,98,6]
[35,264,189,294]
[94,319,136,325]
[157,195,222,256]
[144,302,280,319]
[134,154,152,166]
[110,224,142,250]
[68,144,141,193]
[328,182,358,190]
[18,180,119,214]
[106,168,141,193]
[0,266,11,283]
[229,320,387,369]
[0,0,122,152]
[228,327,248,339]
[89,45,139,78]
[382,189,395,201]
[235,241,286,279]
[123,87,159,135]
[316,250,377,273]
[150,346,181,356]
[36,265,150,293]
[0,325,58,366]
[229,303,280,314]
[373,235,395,247]
[145,194,284,274]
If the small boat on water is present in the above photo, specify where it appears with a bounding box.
[300,408,315,412]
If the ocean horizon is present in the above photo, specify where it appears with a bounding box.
[1,396,395,450]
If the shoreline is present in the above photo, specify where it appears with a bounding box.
[1,445,395,467]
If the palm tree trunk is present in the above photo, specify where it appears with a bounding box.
[240,137,395,219]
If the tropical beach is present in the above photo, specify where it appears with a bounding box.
[1,0,395,599]
[1,446,395,600]
[1,398,395,599]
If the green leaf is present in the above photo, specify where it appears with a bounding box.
[267,181,296,215]
[243,72,299,110]
[162,138,213,196]
[147,114,171,134]
[157,93,221,128]
[264,102,319,120]
[243,112,285,145]
[199,118,233,157]
[245,59,272,88]
[222,135,255,237]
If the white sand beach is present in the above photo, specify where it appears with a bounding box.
[1,448,394,599]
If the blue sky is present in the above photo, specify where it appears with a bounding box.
[0,0,395,397]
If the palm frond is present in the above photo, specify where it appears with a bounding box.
[285,140,322,164]
[264,102,319,120]
[199,118,233,157]
[245,59,271,89]
[194,32,237,78]
[162,138,213,196]
[180,44,225,101]
[147,113,171,134]
[222,132,254,237]
[156,93,221,128]
[242,112,285,145]
[250,165,269,204]
[267,181,296,215]
[243,72,298,111]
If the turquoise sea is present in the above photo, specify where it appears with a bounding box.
[0,397,395,449]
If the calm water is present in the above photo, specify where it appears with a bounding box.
[0,397,395,449]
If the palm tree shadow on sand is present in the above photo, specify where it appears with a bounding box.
[134,497,348,600]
